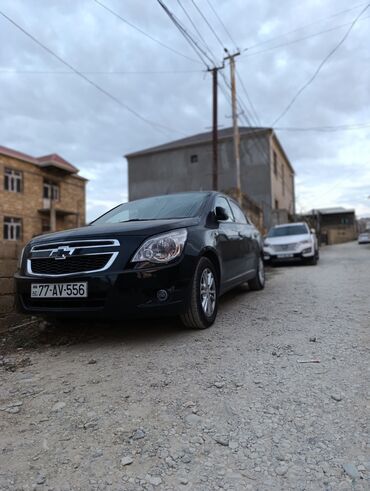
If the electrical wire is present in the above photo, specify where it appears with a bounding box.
[177,0,216,61]
[205,0,238,50]
[235,69,261,125]
[93,0,201,64]
[190,0,225,51]
[241,14,370,58]
[0,69,204,75]
[271,3,370,126]
[0,10,184,136]
[243,1,369,52]
[275,122,370,132]
[157,0,216,68]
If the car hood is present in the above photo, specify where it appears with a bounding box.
[264,234,310,245]
[29,217,200,245]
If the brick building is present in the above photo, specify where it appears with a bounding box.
[0,145,86,243]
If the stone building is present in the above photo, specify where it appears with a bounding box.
[0,145,86,243]
[304,207,357,245]
[125,127,295,230]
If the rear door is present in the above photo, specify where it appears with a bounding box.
[228,200,257,274]
[213,196,241,284]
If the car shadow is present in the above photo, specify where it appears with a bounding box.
[1,283,268,355]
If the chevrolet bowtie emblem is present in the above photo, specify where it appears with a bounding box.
[49,245,75,260]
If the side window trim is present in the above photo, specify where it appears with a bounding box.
[228,198,248,224]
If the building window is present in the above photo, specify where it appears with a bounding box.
[190,154,198,163]
[4,168,22,192]
[273,151,278,176]
[43,180,60,201]
[3,217,22,240]
[275,199,279,210]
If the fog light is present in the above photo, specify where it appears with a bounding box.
[157,289,169,302]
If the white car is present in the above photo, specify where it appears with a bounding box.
[263,222,319,265]
[358,230,370,244]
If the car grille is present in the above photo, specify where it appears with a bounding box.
[30,255,111,275]
[27,239,119,277]
[272,243,298,252]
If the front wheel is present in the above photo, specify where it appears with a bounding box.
[247,256,265,291]
[180,257,218,329]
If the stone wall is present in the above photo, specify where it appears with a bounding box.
[0,241,23,317]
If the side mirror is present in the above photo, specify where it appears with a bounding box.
[310,228,316,234]
[215,206,229,221]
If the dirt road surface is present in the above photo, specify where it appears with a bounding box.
[0,241,369,490]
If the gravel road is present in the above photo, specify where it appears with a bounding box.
[0,241,369,491]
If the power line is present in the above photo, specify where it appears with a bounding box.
[190,0,225,51]
[205,0,238,50]
[235,69,261,125]
[93,0,201,65]
[157,0,216,68]
[0,10,184,135]
[272,3,370,126]
[241,14,370,59]
[177,0,216,61]
[0,69,204,75]
[243,1,369,53]
[275,122,370,132]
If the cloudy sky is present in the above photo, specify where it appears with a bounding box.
[1,0,369,221]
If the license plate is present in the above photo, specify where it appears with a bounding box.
[277,254,294,258]
[31,282,88,298]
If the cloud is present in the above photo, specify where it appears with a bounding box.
[0,0,369,221]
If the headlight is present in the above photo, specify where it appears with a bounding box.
[263,240,270,247]
[132,228,188,264]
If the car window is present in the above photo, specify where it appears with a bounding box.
[92,192,209,224]
[214,196,234,222]
[229,201,247,224]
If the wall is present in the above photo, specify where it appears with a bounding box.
[324,226,357,245]
[0,241,22,317]
[128,132,278,228]
[269,135,295,218]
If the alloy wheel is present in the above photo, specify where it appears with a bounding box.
[200,268,216,317]
[258,257,265,285]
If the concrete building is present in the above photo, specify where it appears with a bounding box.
[0,145,86,243]
[304,207,357,245]
[126,127,295,229]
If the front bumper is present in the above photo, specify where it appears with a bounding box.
[15,258,196,319]
[263,247,314,262]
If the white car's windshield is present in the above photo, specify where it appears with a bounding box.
[268,225,308,237]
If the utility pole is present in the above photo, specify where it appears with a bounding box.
[224,50,241,204]
[208,64,224,191]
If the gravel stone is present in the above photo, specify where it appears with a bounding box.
[1,243,368,490]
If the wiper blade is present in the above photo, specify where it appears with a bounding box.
[120,218,157,222]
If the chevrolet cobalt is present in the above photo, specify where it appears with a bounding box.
[15,192,265,329]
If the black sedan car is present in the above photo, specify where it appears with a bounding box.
[15,192,265,329]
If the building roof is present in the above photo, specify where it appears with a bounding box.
[125,126,271,158]
[37,153,79,173]
[0,145,80,175]
[317,207,355,215]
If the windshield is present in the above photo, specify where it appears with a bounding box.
[267,224,308,237]
[92,192,208,225]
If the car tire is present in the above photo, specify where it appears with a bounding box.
[307,254,317,266]
[245,256,265,291]
[180,257,218,329]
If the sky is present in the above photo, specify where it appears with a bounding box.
[0,0,369,221]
